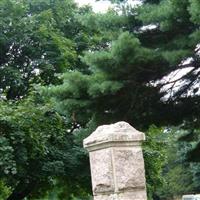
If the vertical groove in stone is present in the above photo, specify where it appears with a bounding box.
[111,148,118,193]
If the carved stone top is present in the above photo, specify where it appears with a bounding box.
[83,121,145,151]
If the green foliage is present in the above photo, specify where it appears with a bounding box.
[155,128,200,199]
[45,33,169,199]
[143,126,166,200]
[0,93,90,199]
[0,0,101,100]
[43,1,200,196]
[0,180,11,200]
[1,0,200,199]
[137,0,197,70]
[46,32,168,129]
[188,0,200,25]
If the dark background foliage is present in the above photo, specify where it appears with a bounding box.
[0,0,200,199]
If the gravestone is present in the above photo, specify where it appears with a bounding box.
[83,121,147,200]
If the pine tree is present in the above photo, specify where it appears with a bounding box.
[46,0,200,198]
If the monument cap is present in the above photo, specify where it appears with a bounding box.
[83,121,145,150]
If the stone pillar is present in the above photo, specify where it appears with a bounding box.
[83,121,147,200]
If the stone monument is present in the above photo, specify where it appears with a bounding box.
[83,121,147,200]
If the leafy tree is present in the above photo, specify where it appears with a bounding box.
[143,126,166,200]
[0,0,127,199]
[0,92,91,200]
[46,0,200,128]
[155,128,198,199]
[1,0,200,199]
[44,32,170,198]
[0,181,10,200]
[137,0,200,120]
[46,32,169,128]
[108,0,200,124]
[0,0,107,100]
[45,0,200,198]
[136,1,200,197]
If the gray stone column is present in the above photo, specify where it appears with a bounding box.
[83,121,147,200]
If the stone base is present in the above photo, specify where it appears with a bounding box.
[94,190,147,200]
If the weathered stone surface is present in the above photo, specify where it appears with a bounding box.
[94,190,147,200]
[89,148,114,194]
[113,147,146,191]
[83,121,145,150]
[83,121,147,200]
